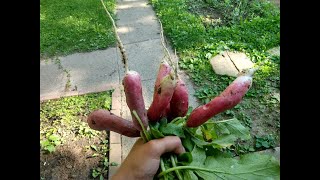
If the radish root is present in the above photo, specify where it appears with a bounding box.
[159,19,178,79]
[100,0,129,73]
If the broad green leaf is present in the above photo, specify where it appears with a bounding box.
[191,136,211,147]
[40,140,51,147]
[48,134,60,141]
[214,118,251,140]
[181,132,195,152]
[99,174,104,180]
[194,152,280,180]
[191,134,236,149]
[182,170,198,180]
[214,123,230,134]
[211,134,237,148]
[160,123,185,138]
[262,141,270,148]
[45,145,55,153]
[92,169,99,178]
[204,146,233,158]
[189,146,206,167]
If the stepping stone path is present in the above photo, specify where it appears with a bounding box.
[210,51,254,77]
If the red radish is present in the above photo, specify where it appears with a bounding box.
[168,78,189,120]
[163,104,171,118]
[147,72,177,121]
[186,68,256,127]
[153,61,172,98]
[87,109,140,137]
[122,71,148,131]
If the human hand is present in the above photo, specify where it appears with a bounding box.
[112,136,185,180]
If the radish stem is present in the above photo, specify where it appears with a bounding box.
[100,0,129,73]
[157,166,229,178]
[160,158,168,180]
[170,155,183,180]
[158,19,178,79]
[133,110,151,141]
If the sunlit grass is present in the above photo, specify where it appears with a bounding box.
[40,0,116,58]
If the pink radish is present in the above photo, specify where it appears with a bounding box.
[87,109,140,137]
[122,71,148,131]
[153,61,172,98]
[168,78,189,120]
[147,72,177,121]
[186,68,256,127]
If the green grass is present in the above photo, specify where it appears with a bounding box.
[40,0,116,58]
[196,0,279,26]
[150,0,280,146]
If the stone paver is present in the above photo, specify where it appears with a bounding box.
[118,39,164,81]
[116,1,156,26]
[59,48,120,94]
[40,60,68,100]
[227,51,254,72]
[210,51,240,77]
[210,51,255,77]
[108,143,122,178]
[116,1,160,44]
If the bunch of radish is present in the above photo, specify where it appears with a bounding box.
[87,62,256,137]
[91,0,256,138]
[87,3,278,179]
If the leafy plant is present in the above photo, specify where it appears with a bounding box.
[77,121,100,138]
[255,134,276,150]
[40,91,112,153]
[40,134,62,153]
[91,157,109,179]
[236,112,252,128]
[203,0,279,26]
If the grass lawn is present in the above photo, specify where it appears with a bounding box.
[150,0,280,153]
[40,91,112,179]
[40,0,116,58]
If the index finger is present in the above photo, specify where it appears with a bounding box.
[146,136,186,158]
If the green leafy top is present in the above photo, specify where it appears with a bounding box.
[146,117,280,180]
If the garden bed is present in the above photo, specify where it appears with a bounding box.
[40,91,112,180]
[150,0,280,153]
